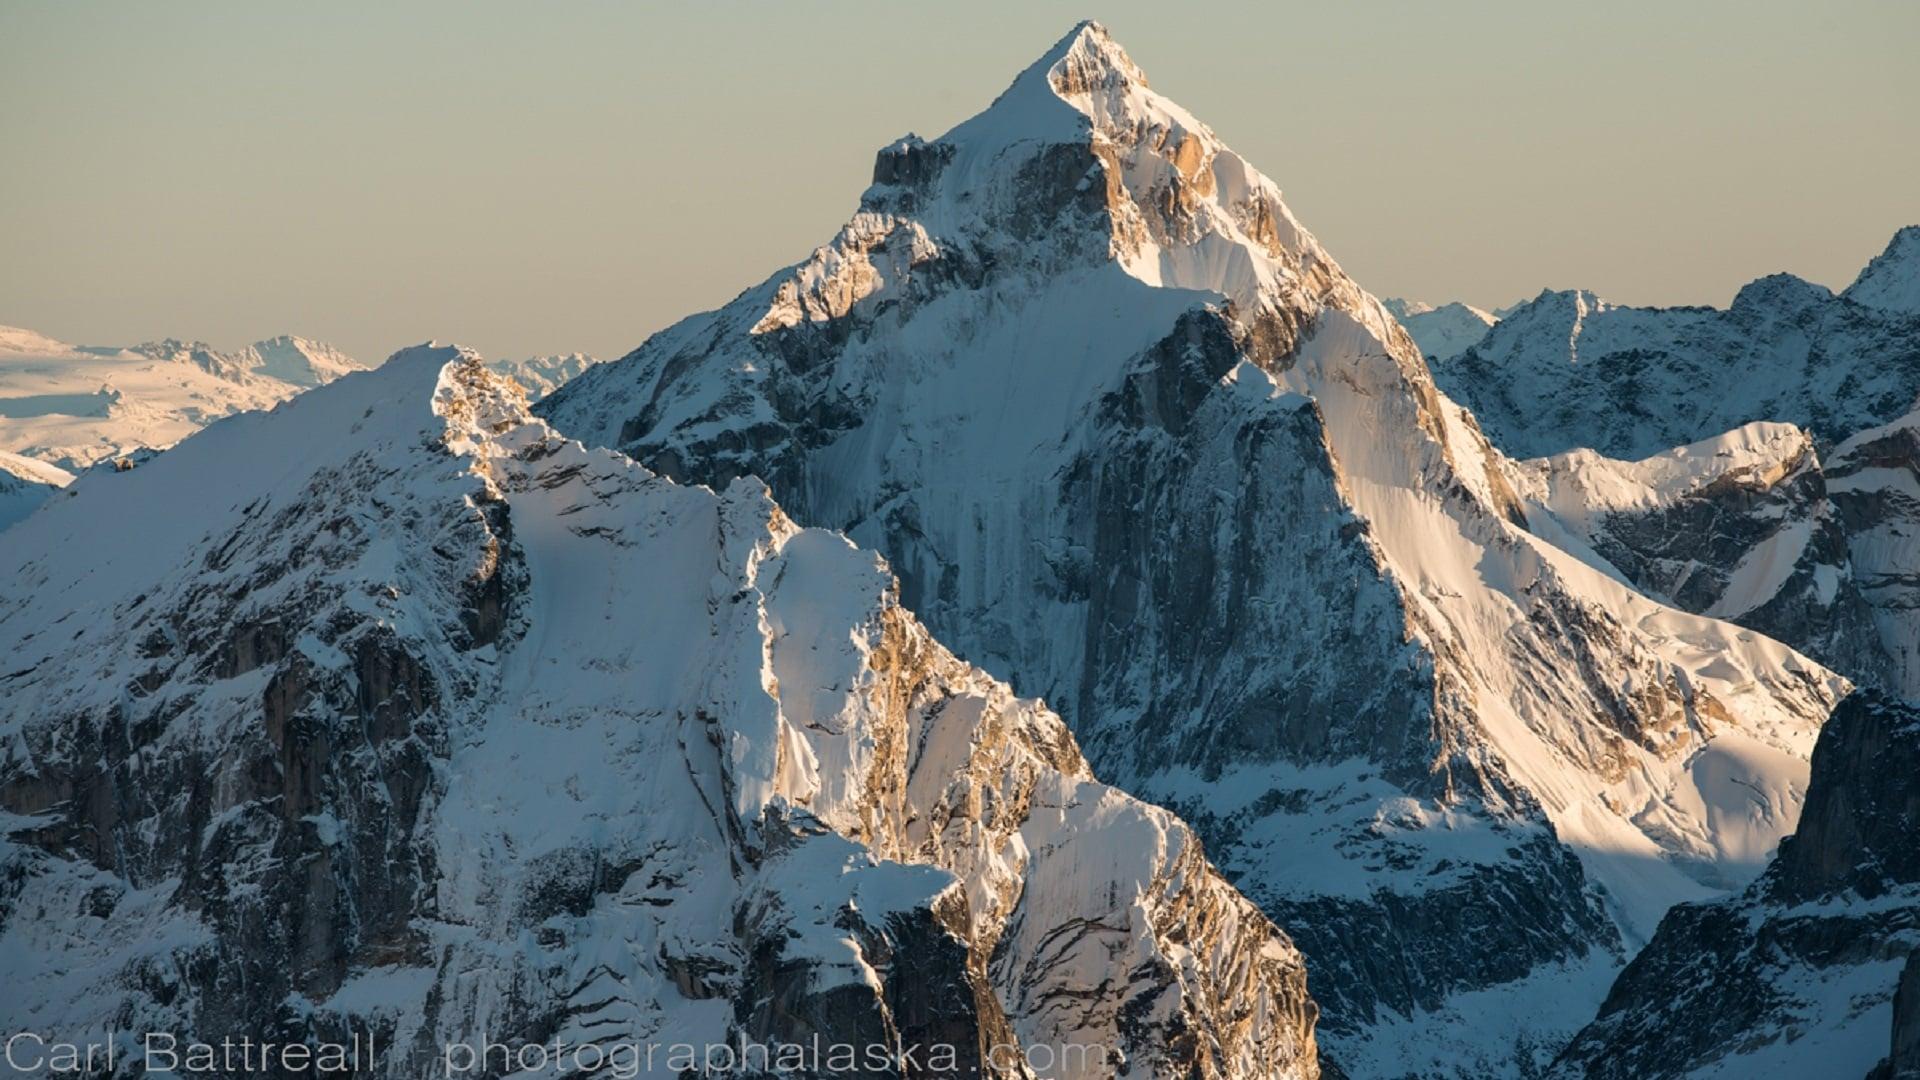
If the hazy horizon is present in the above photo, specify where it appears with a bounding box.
[3,1,1916,364]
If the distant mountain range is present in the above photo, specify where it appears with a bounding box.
[0,325,373,474]
[0,327,597,530]
[1381,297,1499,362]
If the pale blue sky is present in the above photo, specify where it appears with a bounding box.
[2,2,1916,363]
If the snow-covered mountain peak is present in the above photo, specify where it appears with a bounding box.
[1038,19,1146,92]
[1845,223,1920,315]
[1520,286,1610,323]
[858,22,1387,327]
[539,26,1852,1067]
[250,333,369,387]
[0,323,76,357]
[1,340,1321,1076]
[482,351,602,400]
[1730,272,1833,316]
[1384,298,1500,361]
[933,20,1146,154]
[1440,230,1920,461]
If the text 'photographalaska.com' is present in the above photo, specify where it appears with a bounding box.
[3,1029,1118,1077]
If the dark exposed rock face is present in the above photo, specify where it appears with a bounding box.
[1260,834,1616,1039]
[1828,410,1920,700]
[1880,954,1920,1080]
[1555,692,1920,1079]
[1773,696,1920,901]
[1,459,482,1054]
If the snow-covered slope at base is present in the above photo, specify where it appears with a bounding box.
[0,350,1318,1079]
[484,352,601,400]
[1435,248,1920,460]
[1382,297,1497,361]
[538,22,1845,1075]
[0,449,72,531]
[1554,692,1920,1079]
[0,325,373,471]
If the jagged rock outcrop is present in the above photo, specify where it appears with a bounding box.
[538,22,1846,1075]
[1555,692,1920,1079]
[0,351,1318,1078]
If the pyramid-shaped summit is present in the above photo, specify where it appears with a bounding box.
[539,23,1842,1075]
[848,17,1389,351]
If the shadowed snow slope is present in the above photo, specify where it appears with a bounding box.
[1435,232,1920,461]
[537,21,1846,1076]
[0,350,1319,1078]
[0,449,72,530]
[1554,691,1920,1079]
